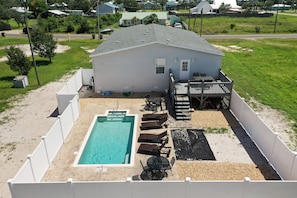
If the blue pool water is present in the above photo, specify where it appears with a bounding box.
[78,112,135,165]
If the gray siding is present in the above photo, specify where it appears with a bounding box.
[92,43,221,93]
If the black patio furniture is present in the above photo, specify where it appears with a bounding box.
[138,130,168,143]
[142,113,168,121]
[146,155,170,180]
[137,143,171,157]
[192,75,214,82]
[140,118,167,130]
[144,96,162,111]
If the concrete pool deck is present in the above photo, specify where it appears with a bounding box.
[42,96,280,182]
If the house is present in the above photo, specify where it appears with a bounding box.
[210,0,241,11]
[190,0,214,14]
[143,1,157,10]
[41,10,68,18]
[119,12,167,27]
[97,2,119,15]
[90,24,223,93]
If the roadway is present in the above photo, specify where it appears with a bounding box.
[2,29,297,40]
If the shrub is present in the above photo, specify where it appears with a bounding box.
[255,26,261,33]
[230,23,236,29]
[77,20,90,34]
[6,46,31,75]
[66,24,75,33]
[0,21,11,31]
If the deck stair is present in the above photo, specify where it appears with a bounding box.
[174,95,191,120]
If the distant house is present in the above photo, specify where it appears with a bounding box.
[271,4,291,10]
[164,1,179,10]
[119,12,167,27]
[90,24,224,93]
[97,2,119,15]
[143,1,155,10]
[210,0,241,11]
[190,0,214,14]
[41,10,68,18]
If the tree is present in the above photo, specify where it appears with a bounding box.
[6,46,31,75]
[144,14,159,25]
[29,0,49,18]
[31,28,57,62]
[219,3,231,14]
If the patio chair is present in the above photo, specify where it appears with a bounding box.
[163,156,176,175]
[140,118,167,130]
[137,143,171,157]
[142,113,168,121]
[138,130,168,143]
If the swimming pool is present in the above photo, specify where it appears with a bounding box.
[75,110,137,166]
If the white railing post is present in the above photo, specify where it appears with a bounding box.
[242,177,250,198]
[7,179,14,198]
[185,177,191,198]
[42,136,51,166]
[27,154,36,182]
[288,152,297,180]
[58,115,65,143]
[67,178,74,198]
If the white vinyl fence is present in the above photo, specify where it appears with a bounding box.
[7,69,297,198]
[230,91,297,180]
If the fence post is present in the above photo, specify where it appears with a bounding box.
[126,177,132,198]
[185,177,191,198]
[58,116,65,143]
[270,132,279,160]
[67,178,74,198]
[7,179,14,198]
[238,97,245,122]
[27,154,36,182]
[42,136,51,166]
[242,177,250,198]
[288,152,297,179]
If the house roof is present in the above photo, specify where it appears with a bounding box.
[48,10,68,16]
[211,0,241,9]
[102,2,119,9]
[120,12,167,21]
[91,24,224,57]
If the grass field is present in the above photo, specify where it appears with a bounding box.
[186,15,297,34]
[0,37,99,113]
[208,38,297,132]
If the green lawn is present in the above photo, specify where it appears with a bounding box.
[208,38,297,132]
[185,15,297,34]
[0,37,99,113]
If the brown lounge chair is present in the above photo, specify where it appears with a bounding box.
[140,118,167,130]
[142,113,168,121]
[138,131,168,143]
[137,143,171,157]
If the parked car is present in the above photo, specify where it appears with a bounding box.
[174,23,182,29]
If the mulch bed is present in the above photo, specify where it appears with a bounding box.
[171,129,216,161]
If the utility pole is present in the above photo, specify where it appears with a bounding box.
[97,0,101,42]
[274,2,279,34]
[200,9,203,36]
[24,0,40,85]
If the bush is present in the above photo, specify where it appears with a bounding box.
[6,46,31,75]
[77,20,90,34]
[255,26,261,33]
[230,24,236,29]
[66,24,75,33]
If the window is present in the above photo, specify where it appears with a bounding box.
[182,61,188,71]
[155,58,166,74]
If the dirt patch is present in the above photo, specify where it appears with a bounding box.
[213,44,253,52]
[0,44,71,62]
